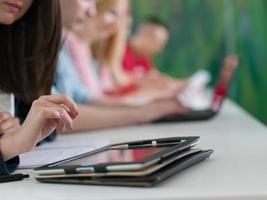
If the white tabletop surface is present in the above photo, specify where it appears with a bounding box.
[1,100,267,200]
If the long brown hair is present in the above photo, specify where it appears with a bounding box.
[0,0,62,103]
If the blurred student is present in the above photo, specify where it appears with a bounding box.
[55,0,187,132]
[88,0,179,101]
[123,16,187,93]
[90,0,133,92]
[55,0,97,105]
[75,0,180,101]
[0,0,78,175]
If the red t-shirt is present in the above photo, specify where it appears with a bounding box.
[123,44,154,79]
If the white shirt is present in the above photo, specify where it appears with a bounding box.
[0,91,15,116]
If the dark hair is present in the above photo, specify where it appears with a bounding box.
[142,16,170,31]
[0,0,62,103]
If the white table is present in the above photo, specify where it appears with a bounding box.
[1,100,267,200]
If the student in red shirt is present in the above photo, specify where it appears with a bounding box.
[123,16,187,93]
[123,17,169,79]
[123,43,155,80]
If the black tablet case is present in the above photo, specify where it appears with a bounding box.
[36,150,213,187]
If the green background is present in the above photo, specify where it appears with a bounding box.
[132,0,267,125]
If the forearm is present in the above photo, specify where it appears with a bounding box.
[72,98,184,133]
[0,126,34,161]
[90,98,125,107]
[72,105,145,132]
[0,134,25,161]
[0,134,21,175]
[90,98,140,108]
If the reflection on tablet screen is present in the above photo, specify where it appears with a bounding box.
[59,147,167,167]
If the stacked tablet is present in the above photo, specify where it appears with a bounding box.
[34,137,213,187]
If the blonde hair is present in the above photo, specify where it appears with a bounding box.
[92,0,118,65]
[95,0,118,14]
[92,0,132,86]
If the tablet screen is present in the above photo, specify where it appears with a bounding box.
[58,147,167,167]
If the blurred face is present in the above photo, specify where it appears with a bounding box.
[0,0,33,25]
[60,0,96,30]
[82,0,131,42]
[93,0,132,41]
[138,25,169,57]
[93,7,118,41]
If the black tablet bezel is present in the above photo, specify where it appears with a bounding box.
[34,136,199,174]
